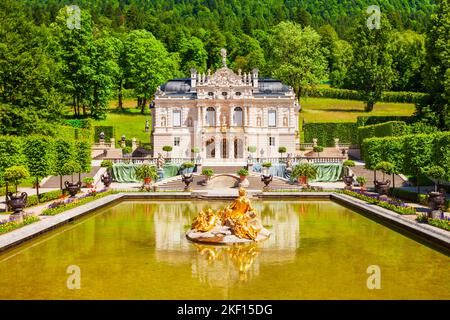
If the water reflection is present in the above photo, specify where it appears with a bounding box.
[152,201,301,283]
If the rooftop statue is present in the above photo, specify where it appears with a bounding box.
[187,188,270,243]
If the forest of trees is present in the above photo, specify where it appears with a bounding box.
[0,0,448,132]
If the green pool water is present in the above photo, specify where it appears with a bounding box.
[0,200,449,299]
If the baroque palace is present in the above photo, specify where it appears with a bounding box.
[151,49,300,162]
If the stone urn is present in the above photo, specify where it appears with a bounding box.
[101,174,112,188]
[374,180,391,195]
[6,192,28,215]
[65,181,82,197]
[428,190,446,213]
[201,175,212,186]
[261,174,273,191]
[181,173,194,191]
[343,175,354,190]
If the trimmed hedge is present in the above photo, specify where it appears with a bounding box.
[57,125,92,142]
[309,88,428,104]
[26,190,63,207]
[358,121,409,156]
[303,122,358,147]
[363,132,450,181]
[356,116,414,127]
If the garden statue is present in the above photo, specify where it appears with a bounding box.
[65,180,82,197]
[101,173,112,188]
[186,188,270,243]
[181,173,194,191]
[156,153,165,169]
[261,173,273,191]
[6,192,27,215]
[99,131,105,141]
[145,119,149,132]
[343,174,354,190]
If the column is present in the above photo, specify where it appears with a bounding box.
[229,135,235,160]
[215,106,220,127]
[215,134,220,160]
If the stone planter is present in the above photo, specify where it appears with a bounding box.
[238,175,249,188]
[343,175,354,190]
[181,173,194,191]
[202,175,212,186]
[374,180,391,195]
[6,192,28,215]
[65,181,82,197]
[101,174,112,188]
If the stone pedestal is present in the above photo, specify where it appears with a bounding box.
[313,138,318,147]
[131,138,137,151]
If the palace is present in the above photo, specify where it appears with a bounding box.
[151,49,300,163]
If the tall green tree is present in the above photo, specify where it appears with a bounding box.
[266,22,327,98]
[418,0,450,129]
[178,36,208,75]
[346,15,396,111]
[124,30,176,113]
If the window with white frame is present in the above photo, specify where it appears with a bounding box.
[173,110,181,127]
[233,107,243,126]
[206,107,216,126]
[269,137,275,146]
[174,137,180,146]
[268,110,276,127]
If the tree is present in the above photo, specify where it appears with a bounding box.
[418,0,450,129]
[23,136,54,200]
[295,8,311,27]
[267,22,327,98]
[346,15,396,111]
[53,139,75,191]
[391,30,426,91]
[75,140,92,183]
[53,7,95,118]
[124,30,176,113]
[4,166,29,196]
[178,36,208,75]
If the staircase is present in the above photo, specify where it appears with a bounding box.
[41,166,103,188]
[351,166,409,189]
[201,165,245,175]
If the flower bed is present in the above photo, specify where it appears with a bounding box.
[340,190,416,215]
[0,214,40,235]
[416,214,450,231]
[41,189,115,216]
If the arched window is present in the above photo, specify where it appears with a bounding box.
[206,107,216,126]
[173,110,181,127]
[161,116,166,127]
[268,110,276,127]
[233,107,243,126]
[256,116,262,127]
[283,116,288,126]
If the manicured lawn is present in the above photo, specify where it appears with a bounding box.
[94,99,152,145]
[299,97,415,123]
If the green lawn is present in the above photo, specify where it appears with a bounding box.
[94,100,152,145]
[299,97,415,123]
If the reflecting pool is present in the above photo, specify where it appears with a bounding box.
[0,200,448,299]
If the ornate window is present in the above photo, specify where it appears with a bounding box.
[173,110,181,127]
[268,110,276,127]
[233,107,243,126]
[206,107,216,126]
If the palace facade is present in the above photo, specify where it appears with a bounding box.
[151,50,300,162]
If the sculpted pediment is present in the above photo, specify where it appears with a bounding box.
[207,67,245,87]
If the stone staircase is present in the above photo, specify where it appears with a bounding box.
[351,166,409,189]
[201,165,245,175]
[41,166,103,188]
[154,173,299,191]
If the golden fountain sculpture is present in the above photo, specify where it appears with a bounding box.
[186,188,270,244]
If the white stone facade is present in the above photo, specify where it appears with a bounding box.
[152,54,300,162]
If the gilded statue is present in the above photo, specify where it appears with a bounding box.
[189,188,266,241]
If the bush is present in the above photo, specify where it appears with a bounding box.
[162,146,173,152]
[4,165,30,192]
[182,162,195,169]
[202,169,214,176]
[237,168,249,176]
[343,160,356,167]
[122,146,132,155]
[135,164,158,180]
[303,123,358,147]
[313,146,324,155]
[262,162,272,168]
[0,136,25,185]
[292,163,318,179]
[82,177,95,185]
[278,146,287,155]
[356,116,414,127]
[356,176,367,185]
[27,190,63,207]
[100,160,113,169]
[191,147,200,154]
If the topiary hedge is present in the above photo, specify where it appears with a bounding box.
[303,122,358,147]
[358,121,409,154]
[363,132,450,181]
